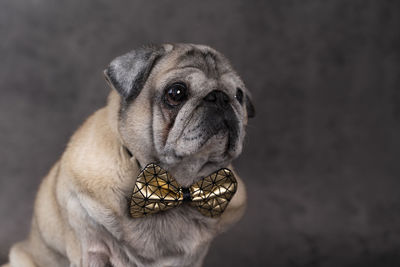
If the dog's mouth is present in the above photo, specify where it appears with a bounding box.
[159,102,242,168]
[175,116,239,158]
[201,105,240,154]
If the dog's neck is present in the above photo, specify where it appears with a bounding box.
[124,146,230,187]
[163,157,219,188]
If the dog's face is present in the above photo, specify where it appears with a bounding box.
[105,44,254,186]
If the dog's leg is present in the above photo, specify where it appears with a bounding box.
[67,237,112,267]
[65,227,82,267]
[66,239,112,267]
[67,226,113,267]
[65,194,116,267]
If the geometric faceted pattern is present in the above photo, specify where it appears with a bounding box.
[130,163,237,218]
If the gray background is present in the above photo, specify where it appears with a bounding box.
[1,0,399,266]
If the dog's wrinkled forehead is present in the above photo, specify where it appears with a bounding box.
[173,46,231,77]
[151,44,245,96]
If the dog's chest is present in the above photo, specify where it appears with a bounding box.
[115,206,218,266]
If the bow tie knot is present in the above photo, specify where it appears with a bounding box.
[129,163,237,218]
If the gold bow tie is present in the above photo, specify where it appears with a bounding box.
[130,163,237,218]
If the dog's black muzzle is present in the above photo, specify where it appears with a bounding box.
[202,90,240,151]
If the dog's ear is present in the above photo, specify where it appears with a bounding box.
[104,45,165,100]
[245,94,255,118]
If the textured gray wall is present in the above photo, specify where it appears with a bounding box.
[1,0,400,266]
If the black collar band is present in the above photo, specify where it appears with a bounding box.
[123,146,143,170]
[124,146,133,157]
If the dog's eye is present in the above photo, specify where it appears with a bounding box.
[165,82,188,106]
[235,88,243,104]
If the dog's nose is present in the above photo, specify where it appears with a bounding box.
[203,90,230,109]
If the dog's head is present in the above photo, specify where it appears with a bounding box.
[104,44,254,186]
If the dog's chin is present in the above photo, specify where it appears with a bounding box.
[162,130,241,167]
[151,130,243,186]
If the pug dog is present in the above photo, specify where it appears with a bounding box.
[4,43,255,267]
